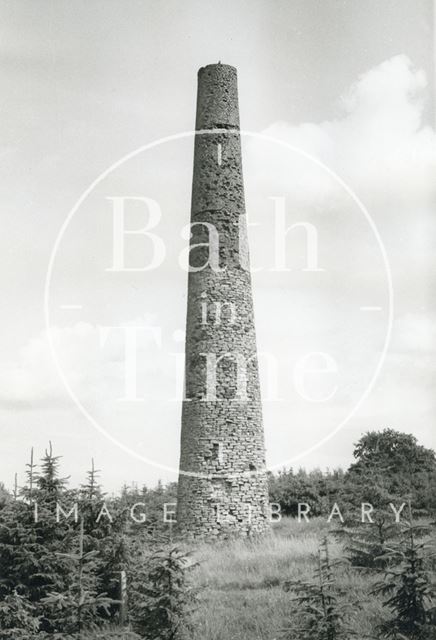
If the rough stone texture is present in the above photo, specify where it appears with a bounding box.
[176,64,270,538]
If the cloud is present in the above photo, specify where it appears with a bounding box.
[0,329,69,410]
[0,316,164,410]
[393,312,436,355]
[243,55,436,461]
[245,55,436,210]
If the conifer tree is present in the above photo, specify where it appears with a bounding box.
[42,518,114,638]
[79,459,105,539]
[281,537,360,639]
[37,442,70,505]
[20,448,38,504]
[0,482,10,510]
[78,459,130,625]
[81,459,101,501]
[371,505,436,639]
[129,544,197,640]
[12,473,18,501]
[336,516,399,570]
[0,444,74,633]
[0,589,40,640]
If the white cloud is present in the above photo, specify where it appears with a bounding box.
[394,312,436,354]
[0,316,163,410]
[245,55,436,210]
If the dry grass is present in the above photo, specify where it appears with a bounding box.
[83,518,389,639]
[194,518,336,590]
[189,517,383,640]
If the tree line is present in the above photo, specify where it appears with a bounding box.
[268,429,436,519]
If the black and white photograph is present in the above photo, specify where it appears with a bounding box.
[0,1,435,638]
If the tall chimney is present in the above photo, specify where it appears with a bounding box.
[176,64,270,537]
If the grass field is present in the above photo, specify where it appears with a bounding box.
[190,518,386,640]
[82,516,435,640]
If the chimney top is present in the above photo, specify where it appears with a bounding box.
[195,63,239,130]
[198,62,237,75]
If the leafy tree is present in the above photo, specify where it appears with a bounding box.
[345,430,436,515]
[268,468,345,517]
[336,445,402,569]
[268,432,436,519]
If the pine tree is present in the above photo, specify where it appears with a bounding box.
[37,442,70,504]
[280,537,360,639]
[0,589,40,640]
[80,459,101,501]
[336,516,399,570]
[129,544,197,640]
[78,460,130,626]
[20,448,39,504]
[12,473,18,501]
[0,482,11,510]
[371,505,436,639]
[42,518,114,639]
[0,444,74,633]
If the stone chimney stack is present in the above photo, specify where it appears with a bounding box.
[176,64,270,537]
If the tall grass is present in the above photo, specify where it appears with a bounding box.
[82,517,414,640]
[194,518,336,590]
[189,518,385,640]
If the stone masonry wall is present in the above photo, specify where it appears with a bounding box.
[176,64,270,538]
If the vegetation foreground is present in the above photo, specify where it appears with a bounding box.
[193,518,379,639]
[0,429,435,639]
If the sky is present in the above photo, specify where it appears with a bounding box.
[0,0,435,492]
